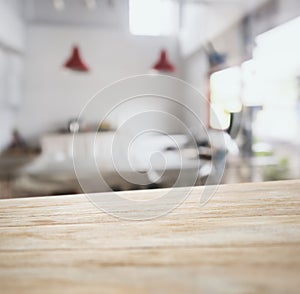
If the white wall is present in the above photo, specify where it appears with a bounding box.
[0,0,24,51]
[179,0,269,57]
[18,0,300,143]
[16,25,180,142]
[0,0,24,151]
[181,50,209,132]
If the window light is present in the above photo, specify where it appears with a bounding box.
[129,0,178,36]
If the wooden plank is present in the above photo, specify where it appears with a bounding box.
[0,180,300,293]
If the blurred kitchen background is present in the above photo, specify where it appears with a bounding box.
[0,0,300,198]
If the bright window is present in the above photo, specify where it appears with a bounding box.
[250,17,300,142]
[210,67,242,130]
[129,0,178,36]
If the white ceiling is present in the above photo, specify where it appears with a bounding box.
[24,0,128,29]
[21,0,272,57]
[23,0,269,27]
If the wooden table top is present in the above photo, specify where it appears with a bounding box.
[1,180,300,293]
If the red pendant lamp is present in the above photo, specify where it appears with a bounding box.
[152,49,175,72]
[64,46,90,72]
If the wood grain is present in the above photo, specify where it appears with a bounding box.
[0,180,300,293]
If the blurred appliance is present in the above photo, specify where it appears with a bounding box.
[13,132,202,196]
